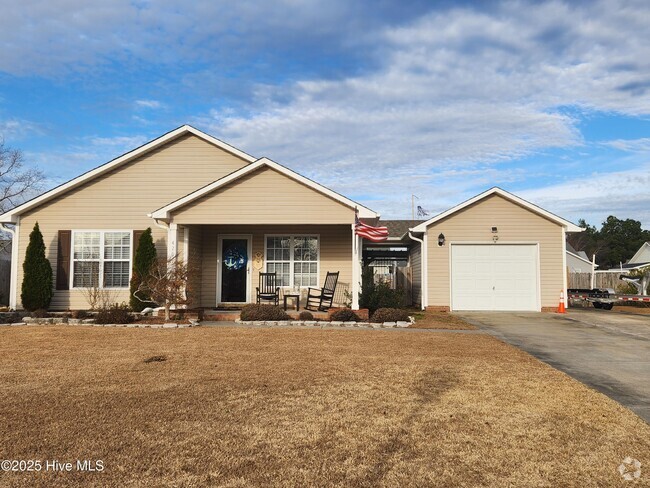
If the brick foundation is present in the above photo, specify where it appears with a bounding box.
[426,306,451,312]
[541,306,559,313]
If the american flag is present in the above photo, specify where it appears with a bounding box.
[355,213,388,242]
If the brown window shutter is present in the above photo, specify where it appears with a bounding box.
[56,230,72,290]
[132,230,145,260]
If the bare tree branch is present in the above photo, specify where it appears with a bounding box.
[0,140,45,253]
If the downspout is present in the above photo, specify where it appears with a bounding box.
[409,230,427,310]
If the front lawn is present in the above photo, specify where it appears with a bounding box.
[0,326,648,486]
[408,309,477,329]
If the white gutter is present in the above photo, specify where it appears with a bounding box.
[409,231,427,310]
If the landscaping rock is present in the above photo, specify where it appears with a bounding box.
[370,323,382,328]
[163,323,178,328]
[305,321,317,326]
[82,319,95,324]
[343,321,357,326]
[396,321,410,328]
[22,317,34,324]
[383,322,396,327]
[68,318,82,325]
[277,321,290,326]
[330,321,343,326]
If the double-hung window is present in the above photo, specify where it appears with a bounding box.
[265,235,319,288]
[72,231,131,288]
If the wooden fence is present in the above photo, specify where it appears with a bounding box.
[568,272,628,291]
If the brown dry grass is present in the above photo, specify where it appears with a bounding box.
[408,310,477,329]
[0,326,648,487]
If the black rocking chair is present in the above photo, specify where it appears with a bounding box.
[305,271,339,311]
[256,272,280,305]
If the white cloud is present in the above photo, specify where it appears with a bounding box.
[0,119,42,141]
[602,138,650,152]
[192,1,650,219]
[135,100,163,109]
[518,162,650,228]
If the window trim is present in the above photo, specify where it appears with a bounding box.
[70,230,133,290]
[263,234,320,289]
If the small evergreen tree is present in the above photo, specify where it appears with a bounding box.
[130,228,157,311]
[21,222,53,311]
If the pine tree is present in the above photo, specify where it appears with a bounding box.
[130,228,157,311]
[21,222,53,311]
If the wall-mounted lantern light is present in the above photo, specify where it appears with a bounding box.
[438,233,445,246]
[491,226,498,233]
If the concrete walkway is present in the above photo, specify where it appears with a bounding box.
[459,309,650,423]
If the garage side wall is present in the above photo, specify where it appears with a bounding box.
[426,194,563,311]
[409,241,422,307]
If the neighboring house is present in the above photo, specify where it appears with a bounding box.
[0,126,377,311]
[566,242,597,273]
[628,241,650,266]
[0,126,582,313]
[409,188,582,312]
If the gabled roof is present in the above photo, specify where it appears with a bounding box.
[150,157,378,220]
[0,125,257,223]
[410,187,583,233]
[629,242,650,264]
[566,249,598,268]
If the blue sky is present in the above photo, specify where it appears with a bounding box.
[1,0,649,226]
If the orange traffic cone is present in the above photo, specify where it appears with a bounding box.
[557,290,566,314]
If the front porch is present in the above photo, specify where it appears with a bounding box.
[170,224,363,310]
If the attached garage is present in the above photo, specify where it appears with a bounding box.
[409,187,582,312]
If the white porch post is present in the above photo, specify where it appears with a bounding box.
[351,224,361,310]
[2,218,20,310]
[167,223,178,261]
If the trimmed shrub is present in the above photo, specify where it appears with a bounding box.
[359,266,405,314]
[21,222,53,311]
[71,310,89,319]
[130,228,158,312]
[240,304,290,321]
[95,303,133,324]
[30,309,50,318]
[371,308,410,323]
[330,308,360,322]
[298,310,314,321]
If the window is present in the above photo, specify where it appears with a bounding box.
[72,231,132,288]
[266,236,318,287]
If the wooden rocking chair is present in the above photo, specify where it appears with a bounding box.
[305,271,339,311]
[256,272,280,306]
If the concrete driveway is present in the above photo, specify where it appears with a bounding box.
[458,309,650,423]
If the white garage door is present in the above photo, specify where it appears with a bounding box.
[451,244,539,311]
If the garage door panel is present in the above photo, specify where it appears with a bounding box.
[451,244,539,311]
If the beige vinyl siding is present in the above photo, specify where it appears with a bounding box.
[198,224,352,308]
[171,167,355,225]
[409,241,422,307]
[426,194,563,310]
[17,134,250,310]
[185,225,203,307]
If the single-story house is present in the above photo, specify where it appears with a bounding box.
[566,242,597,273]
[0,126,581,312]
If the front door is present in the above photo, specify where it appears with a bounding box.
[219,237,250,303]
